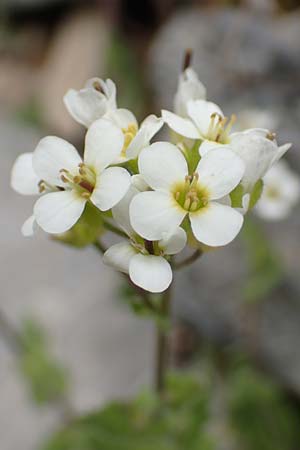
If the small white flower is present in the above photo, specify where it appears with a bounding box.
[162,99,230,142]
[104,109,163,163]
[11,119,131,235]
[174,67,206,117]
[103,185,187,293]
[129,143,245,247]
[224,130,291,193]
[63,78,117,128]
[255,161,300,220]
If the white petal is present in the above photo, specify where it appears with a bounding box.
[34,190,86,234]
[187,100,223,138]
[159,227,187,255]
[130,191,186,240]
[131,174,149,191]
[190,202,244,246]
[103,242,136,274]
[63,88,108,128]
[174,67,206,117]
[21,215,38,237]
[129,254,172,293]
[86,78,117,110]
[126,115,163,160]
[199,140,231,156]
[162,110,200,139]
[196,148,245,199]
[84,119,124,173]
[272,143,291,166]
[90,167,130,211]
[112,184,139,235]
[11,153,40,195]
[33,136,81,186]
[138,142,188,191]
[255,197,291,221]
[104,108,137,129]
[230,133,279,192]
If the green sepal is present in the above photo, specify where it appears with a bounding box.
[187,140,202,173]
[53,202,104,248]
[230,184,244,208]
[249,179,264,210]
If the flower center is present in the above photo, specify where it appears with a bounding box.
[172,173,210,212]
[206,113,236,144]
[59,163,96,198]
[121,123,138,157]
[266,185,280,199]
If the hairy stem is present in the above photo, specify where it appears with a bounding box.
[155,283,172,394]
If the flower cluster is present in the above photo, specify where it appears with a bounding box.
[11,67,296,293]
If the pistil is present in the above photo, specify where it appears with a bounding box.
[59,164,96,197]
[173,173,209,212]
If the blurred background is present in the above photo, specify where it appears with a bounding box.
[1,0,300,449]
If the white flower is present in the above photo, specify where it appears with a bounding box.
[103,185,187,293]
[63,78,117,128]
[255,160,300,220]
[129,142,245,247]
[223,130,291,193]
[11,119,131,235]
[104,109,163,163]
[174,68,206,117]
[162,99,229,141]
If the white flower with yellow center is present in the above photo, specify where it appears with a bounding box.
[255,161,300,221]
[104,108,163,164]
[63,78,117,128]
[174,67,206,117]
[129,143,245,247]
[103,185,187,293]
[11,119,131,235]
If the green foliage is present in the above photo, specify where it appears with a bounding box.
[228,366,300,450]
[54,203,104,248]
[42,374,213,450]
[19,319,68,405]
[242,218,283,303]
[249,179,264,210]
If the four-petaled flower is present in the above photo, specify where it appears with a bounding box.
[11,119,131,234]
[103,185,187,292]
[130,142,245,247]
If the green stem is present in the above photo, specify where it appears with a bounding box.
[155,283,172,395]
[173,249,202,270]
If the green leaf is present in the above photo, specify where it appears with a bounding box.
[249,179,264,210]
[42,374,213,450]
[242,218,283,303]
[19,319,68,405]
[53,203,104,248]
